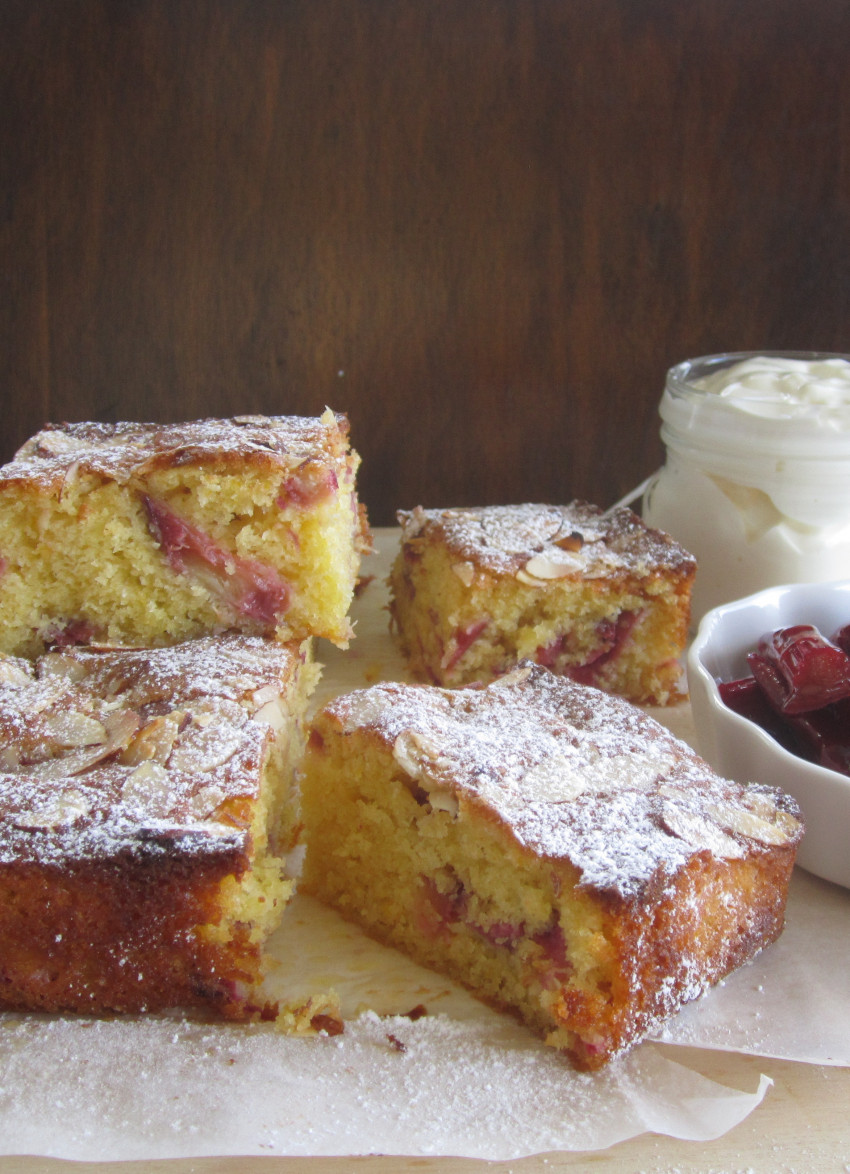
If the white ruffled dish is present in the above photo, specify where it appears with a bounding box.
[688,579,850,890]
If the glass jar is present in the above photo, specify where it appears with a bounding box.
[642,351,850,624]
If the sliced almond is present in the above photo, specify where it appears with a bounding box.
[520,756,586,802]
[32,432,87,457]
[190,698,245,729]
[740,788,787,820]
[41,711,108,749]
[169,722,245,773]
[0,746,20,771]
[253,699,287,733]
[515,567,546,586]
[37,653,88,683]
[13,789,90,830]
[707,801,799,847]
[450,561,475,587]
[423,787,459,817]
[393,730,445,781]
[187,784,229,820]
[252,684,281,708]
[491,664,535,690]
[121,711,185,766]
[393,731,458,815]
[523,553,583,580]
[660,800,746,859]
[0,658,33,686]
[33,708,140,779]
[26,679,72,715]
[102,708,142,752]
[554,530,584,553]
[58,460,82,498]
[121,761,174,816]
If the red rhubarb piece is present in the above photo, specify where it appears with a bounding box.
[569,611,637,686]
[831,623,850,656]
[276,462,338,508]
[783,697,850,776]
[444,619,488,673]
[717,676,799,753]
[143,496,291,625]
[45,618,100,649]
[746,624,850,715]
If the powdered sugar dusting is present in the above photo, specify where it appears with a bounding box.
[397,502,695,578]
[0,1008,773,1160]
[2,413,350,490]
[329,665,802,899]
[0,636,306,864]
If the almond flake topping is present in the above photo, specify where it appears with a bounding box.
[0,635,310,864]
[122,712,185,766]
[41,711,108,749]
[707,801,799,846]
[397,502,695,580]
[13,789,90,830]
[450,561,476,587]
[521,553,584,580]
[0,660,33,687]
[324,665,802,898]
[121,762,173,817]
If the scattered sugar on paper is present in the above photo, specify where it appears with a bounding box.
[0,1011,770,1161]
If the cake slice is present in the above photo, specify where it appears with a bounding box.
[300,664,802,1070]
[0,634,320,1019]
[389,502,695,703]
[0,411,371,657]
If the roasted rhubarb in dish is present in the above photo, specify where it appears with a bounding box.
[300,664,802,1070]
[719,622,850,776]
[0,412,371,657]
[389,502,695,704]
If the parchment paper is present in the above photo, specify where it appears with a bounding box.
[0,529,846,1161]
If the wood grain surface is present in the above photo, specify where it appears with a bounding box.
[2,0,850,523]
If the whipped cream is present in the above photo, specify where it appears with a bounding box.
[643,353,850,623]
[693,354,850,425]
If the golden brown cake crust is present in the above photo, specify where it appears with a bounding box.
[0,635,299,865]
[319,664,802,903]
[0,635,315,1018]
[3,414,354,491]
[0,411,371,655]
[396,501,696,582]
[389,502,695,702]
[303,665,803,1068]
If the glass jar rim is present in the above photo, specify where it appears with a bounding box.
[661,350,850,460]
[666,349,850,394]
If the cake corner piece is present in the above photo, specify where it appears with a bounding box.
[388,501,695,703]
[0,411,372,657]
[0,633,321,1020]
[300,663,802,1070]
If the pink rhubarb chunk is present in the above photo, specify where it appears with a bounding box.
[143,496,291,625]
[276,462,338,508]
[443,619,489,674]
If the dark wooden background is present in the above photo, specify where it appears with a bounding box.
[2,0,849,525]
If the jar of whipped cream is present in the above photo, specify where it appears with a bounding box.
[642,351,850,624]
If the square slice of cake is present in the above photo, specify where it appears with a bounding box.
[0,634,319,1018]
[389,502,695,704]
[300,664,802,1070]
[0,410,371,657]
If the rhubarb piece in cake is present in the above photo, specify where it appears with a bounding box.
[300,664,802,1070]
[0,411,371,657]
[389,502,695,704]
[0,634,319,1018]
